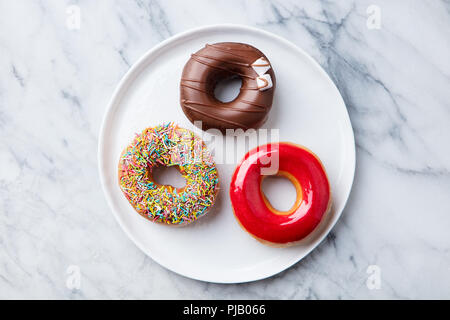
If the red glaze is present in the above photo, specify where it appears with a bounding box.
[230,142,331,245]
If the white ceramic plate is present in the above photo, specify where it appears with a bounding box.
[98,24,355,283]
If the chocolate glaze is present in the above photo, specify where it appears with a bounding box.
[180,42,276,132]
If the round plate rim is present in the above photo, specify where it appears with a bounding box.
[98,23,356,284]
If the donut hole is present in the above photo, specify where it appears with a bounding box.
[213,76,242,103]
[152,166,186,189]
[261,175,298,213]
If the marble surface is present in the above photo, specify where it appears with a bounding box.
[0,0,449,299]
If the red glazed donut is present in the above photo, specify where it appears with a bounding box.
[230,142,331,246]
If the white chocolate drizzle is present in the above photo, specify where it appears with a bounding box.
[252,57,272,91]
[256,74,273,91]
[251,57,271,76]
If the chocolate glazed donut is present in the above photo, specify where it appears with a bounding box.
[180,42,276,132]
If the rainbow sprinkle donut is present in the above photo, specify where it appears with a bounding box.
[118,123,219,225]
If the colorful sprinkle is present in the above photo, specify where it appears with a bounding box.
[118,123,219,225]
